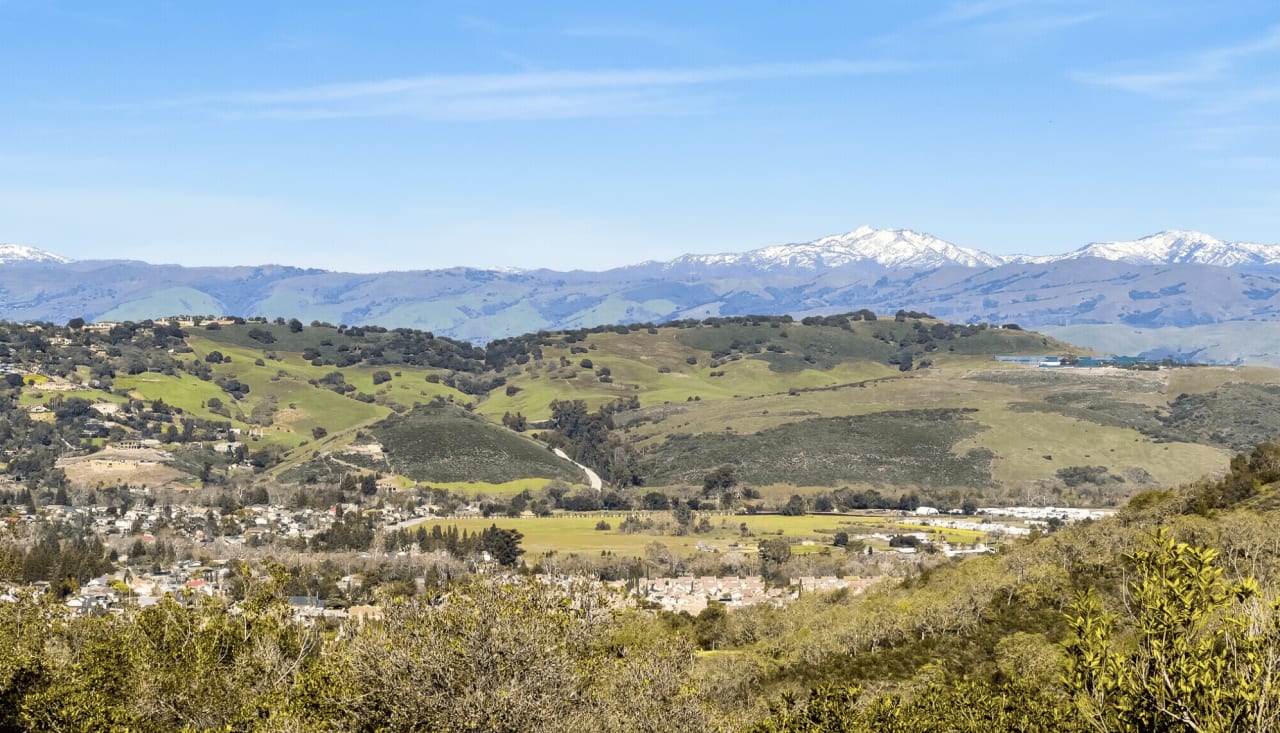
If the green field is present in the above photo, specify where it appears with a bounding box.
[476,329,902,422]
[409,512,987,558]
[410,478,563,497]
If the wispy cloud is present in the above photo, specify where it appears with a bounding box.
[560,21,710,51]
[456,14,505,35]
[873,0,1105,56]
[1073,25,1280,98]
[931,0,1103,32]
[1072,25,1280,150]
[978,10,1105,35]
[933,0,1046,25]
[119,60,914,121]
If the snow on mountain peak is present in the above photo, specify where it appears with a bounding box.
[0,243,72,265]
[1052,230,1280,267]
[669,227,1005,271]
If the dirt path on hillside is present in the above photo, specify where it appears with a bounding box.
[552,448,603,490]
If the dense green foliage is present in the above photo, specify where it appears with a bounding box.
[365,403,579,483]
[1158,382,1280,451]
[201,320,488,373]
[0,574,706,733]
[676,315,1058,373]
[644,409,993,488]
[542,397,644,486]
[9,477,1280,731]
[718,441,1280,729]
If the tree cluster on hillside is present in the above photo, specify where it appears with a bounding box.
[543,397,644,487]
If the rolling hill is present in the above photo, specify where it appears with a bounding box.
[17,313,1268,506]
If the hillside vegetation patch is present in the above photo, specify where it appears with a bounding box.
[643,408,993,488]
[675,317,1065,373]
[1155,382,1280,451]
[367,404,580,484]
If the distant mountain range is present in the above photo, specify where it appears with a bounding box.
[645,226,1008,271]
[645,228,1280,270]
[2,227,1279,362]
[10,227,1280,272]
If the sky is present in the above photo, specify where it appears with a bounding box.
[2,1,1279,272]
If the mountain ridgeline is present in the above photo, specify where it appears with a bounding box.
[2,228,1280,365]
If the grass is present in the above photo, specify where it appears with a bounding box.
[186,335,392,441]
[674,319,1072,371]
[478,329,900,422]
[642,409,993,488]
[1007,395,1165,434]
[1156,382,1280,452]
[964,367,1164,394]
[476,339,1248,498]
[621,371,978,445]
[103,335,476,483]
[51,320,1261,500]
[114,372,243,422]
[1165,366,1280,395]
[953,401,1228,488]
[616,359,1236,495]
[408,512,985,558]
[367,404,581,484]
[414,478,563,497]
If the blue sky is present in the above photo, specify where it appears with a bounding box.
[2,1,1278,271]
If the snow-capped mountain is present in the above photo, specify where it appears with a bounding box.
[657,227,1280,273]
[0,243,72,265]
[664,226,1006,271]
[1037,231,1280,267]
[4,226,1280,362]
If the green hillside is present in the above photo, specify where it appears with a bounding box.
[13,313,1272,501]
[358,403,579,484]
[643,409,994,488]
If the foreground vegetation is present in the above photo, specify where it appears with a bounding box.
[5,439,1280,731]
[7,311,1280,730]
[0,573,702,732]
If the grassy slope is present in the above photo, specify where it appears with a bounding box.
[71,317,1264,495]
[643,409,993,488]
[616,360,1229,494]
[478,328,900,422]
[293,320,1241,493]
[185,335,391,446]
[474,319,1207,495]
[366,405,580,484]
[108,332,470,464]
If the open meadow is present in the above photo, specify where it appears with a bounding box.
[409,511,990,559]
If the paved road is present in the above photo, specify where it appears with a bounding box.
[552,448,603,490]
